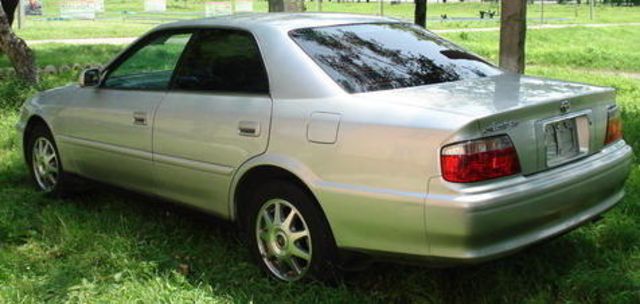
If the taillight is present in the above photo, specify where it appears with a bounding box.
[441,135,521,183]
[605,105,623,145]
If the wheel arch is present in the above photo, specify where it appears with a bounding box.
[22,115,53,160]
[230,156,333,237]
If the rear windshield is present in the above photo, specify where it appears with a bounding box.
[289,23,501,93]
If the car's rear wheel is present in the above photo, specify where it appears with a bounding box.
[246,180,339,283]
[26,125,68,196]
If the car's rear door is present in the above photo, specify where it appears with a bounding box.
[57,30,194,193]
[152,29,272,217]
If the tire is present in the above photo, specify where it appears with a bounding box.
[245,180,340,283]
[26,125,69,197]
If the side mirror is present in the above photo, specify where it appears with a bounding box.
[79,68,100,87]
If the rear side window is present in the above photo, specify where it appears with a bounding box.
[172,29,269,94]
[290,23,501,93]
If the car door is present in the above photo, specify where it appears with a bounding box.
[152,29,272,217]
[57,30,194,193]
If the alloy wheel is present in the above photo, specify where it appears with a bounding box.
[255,198,312,281]
[31,137,59,192]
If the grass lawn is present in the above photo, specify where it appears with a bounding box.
[5,24,640,74]
[441,26,640,73]
[0,44,124,71]
[10,1,640,40]
[1,25,639,303]
[318,1,640,29]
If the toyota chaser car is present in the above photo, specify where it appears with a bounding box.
[17,13,632,282]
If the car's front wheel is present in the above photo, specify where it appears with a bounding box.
[26,125,68,196]
[246,180,339,283]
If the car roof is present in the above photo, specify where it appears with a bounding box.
[155,12,404,32]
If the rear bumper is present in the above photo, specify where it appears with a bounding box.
[425,140,633,262]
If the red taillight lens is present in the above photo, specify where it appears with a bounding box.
[605,106,623,145]
[441,135,521,183]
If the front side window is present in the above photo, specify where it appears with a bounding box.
[103,32,193,90]
[172,29,269,94]
[290,23,502,93]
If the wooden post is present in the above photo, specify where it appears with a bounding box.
[378,0,384,16]
[16,0,24,30]
[499,0,527,74]
[589,0,594,20]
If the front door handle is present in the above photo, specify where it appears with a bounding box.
[238,121,260,137]
[133,112,147,126]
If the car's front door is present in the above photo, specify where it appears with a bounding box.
[152,29,272,216]
[57,31,194,193]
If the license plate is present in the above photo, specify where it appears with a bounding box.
[545,118,579,166]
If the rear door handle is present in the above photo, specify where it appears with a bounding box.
[133,112,147,126]
[238,121,260,137]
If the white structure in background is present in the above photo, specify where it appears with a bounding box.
[235,0,254,13]
[23,0,43,16]
[95,0,105,12]
[206,2,232,17]
[376,0,483,2]
[60,0,99,19]
[426,0,483,2]
[145,0,167,13]
[206,1,254,17]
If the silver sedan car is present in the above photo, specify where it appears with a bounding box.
[17,13,633,282]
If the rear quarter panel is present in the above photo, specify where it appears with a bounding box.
[262,95,474,256]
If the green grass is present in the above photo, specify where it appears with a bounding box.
[1,26,640,303]
[16,19,157,40]
[0,44,124,71]
[5,24,640,74]
[441,26,640,72]
[318,2,640,28]
[10,2,640,39]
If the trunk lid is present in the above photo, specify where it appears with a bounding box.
[356,73,616,175]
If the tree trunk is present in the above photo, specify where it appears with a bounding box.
[414,0,426,28]
[270,0,305,12]
[0,2,38,84]
[499,0,527,73]
[1,0,19,26]
[269,0,285,12]
[287,0,305,12]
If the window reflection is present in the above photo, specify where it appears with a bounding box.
[104,33,192,90]
[290,23,501,93]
